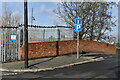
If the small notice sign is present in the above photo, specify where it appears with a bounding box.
[74,18,82,31]
[75,18,82,25]
[11,35,17,41]
[74,24,82,31]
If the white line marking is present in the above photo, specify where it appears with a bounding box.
[2,73,18,76]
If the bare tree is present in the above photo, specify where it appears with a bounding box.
[1,3,21,27]
[11,12,21,26]
[53,1,117,42]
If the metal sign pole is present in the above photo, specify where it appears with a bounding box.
[77,31,79,59]
[74,18,82,59]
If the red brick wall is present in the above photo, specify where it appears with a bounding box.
[20,40,116,59]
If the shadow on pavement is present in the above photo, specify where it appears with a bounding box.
[28,57,57,68]
[83,53,109,57]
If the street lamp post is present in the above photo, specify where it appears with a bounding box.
[31,8,35,26]
[24,0,28,68]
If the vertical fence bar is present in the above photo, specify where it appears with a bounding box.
[10,29,12,60]
[1,30,3,61]
[43,29,45,41]
[11,29,13,60]
[15,28,18,60]
[58,28,60,41]
[23,25,25,45]
[18,28,21,60]
[8,29,11,58]
[6,29,8,60]
[3,29,6,61]
[0,29,1,61]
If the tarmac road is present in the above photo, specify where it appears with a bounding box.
[2,55,120,79]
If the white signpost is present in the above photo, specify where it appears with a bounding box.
[74,18,82,59]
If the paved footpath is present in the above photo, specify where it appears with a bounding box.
[0,53,113,73]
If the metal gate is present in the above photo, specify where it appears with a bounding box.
[0,27,20,62]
